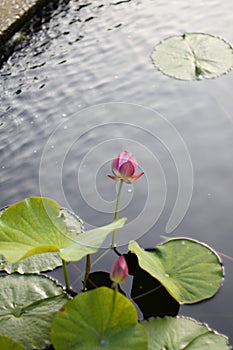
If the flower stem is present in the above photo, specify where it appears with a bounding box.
[83,254,91,291]
[111,179,124,248]
[114,179,123,221]
[62,259,72,293]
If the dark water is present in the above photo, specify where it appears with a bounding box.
[0,0,233,344]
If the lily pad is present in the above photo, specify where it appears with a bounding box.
[142,316,231,349]
[0,207,84,273]
[0,196,126,263]
[128,239,223,303]
[51,286,148,350]
[152,33,233,80]
[0,335,26,350]
[0,274,68,350]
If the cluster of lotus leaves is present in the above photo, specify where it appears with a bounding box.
[0,197,230,349]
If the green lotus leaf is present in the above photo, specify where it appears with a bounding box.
[0,197,126,263]
[0,207,84,273]
[0,335,26,350]
[51,287,148,350]
[152,33,233,80]
[0,274,68,350]
[128,238,223,303]
[142,316,231,349]
[0,253,62,274]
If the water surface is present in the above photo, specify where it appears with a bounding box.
[0,0,233,343]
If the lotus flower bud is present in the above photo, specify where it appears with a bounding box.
[110,255,128,284]
[108,150,144,184]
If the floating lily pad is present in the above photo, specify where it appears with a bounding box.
[0,197,126,263]
[152,33,233,80]
[142,316,231,349]
[0,274,68,350]
[0,335,26,350]
[0,207,84,273]
[128,239,223,303]
[51,287,147,350]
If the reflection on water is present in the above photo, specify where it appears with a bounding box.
[0,0,233,343]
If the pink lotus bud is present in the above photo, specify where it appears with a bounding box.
[108,150,144,184]
[110,255,128,284]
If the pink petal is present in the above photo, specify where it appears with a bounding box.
[129,172,144,182]
[110,151,141,180]
[112,168,122,177]
[112,156,120,173]
[117,151,131,168]
[127,153,138,171]
[119,161,135,177]
[110,255,128,284]
[107,174,120,181]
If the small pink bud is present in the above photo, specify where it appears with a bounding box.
[108,150,144,184]
[110,255,128,284]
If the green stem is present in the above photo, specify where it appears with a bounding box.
[114,283,119,294]
[114,179,124,221]
[62,259,72,293]
[83,254,91,291]
[111,179,124,248]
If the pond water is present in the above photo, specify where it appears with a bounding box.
[0,0,233,344]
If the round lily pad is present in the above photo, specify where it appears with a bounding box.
[128,238,223,304]
[152,33,233,80]
[142,316,231,349]
[0,196,126,263]
[0,274,68,350]
[0,206,84,273]
[51,287,147,350]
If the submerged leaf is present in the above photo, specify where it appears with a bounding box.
[142,316,231,350]
[0,274,68,350]
[124,252,179,318]
[152,33,233,80]
[51,287,147,350]
[0,197,126,263]
[128,238,223,303]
